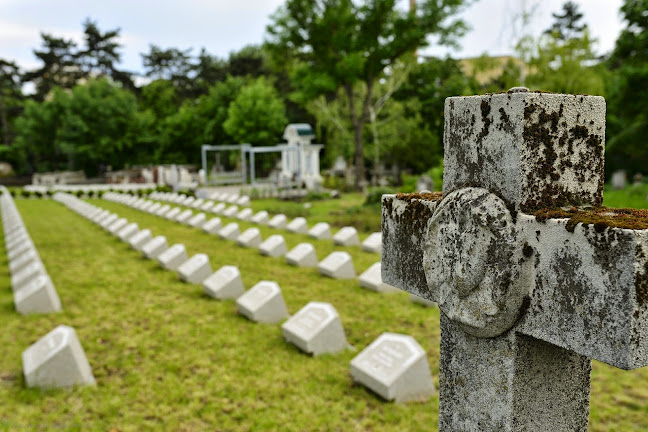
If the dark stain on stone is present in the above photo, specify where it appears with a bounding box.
[477,99,492,145]
[636,244,648,307]
[523,243,534,258]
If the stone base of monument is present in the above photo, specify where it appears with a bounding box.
[142,236,168,259]
[268,214,287,229]
[259,235,287,257]
[22,325,95,389]
[318,252,355,279]
[157,243,188,271]
[177,253,212,284]
[236,281,288,324]
[286,243,318,267]
[164,207,181,220]
[202,217,222,234]
[410,294,436,307]
[11,261,44,292]
[223,205,238,218]
[308,222,332,240]
[176,209,193,224]
[188,213,206,228]
[203,265,245,300]
[129,229,152,251]
[358,263,399,293]
[218,222,240,240]
[282,301,347,356]
[350,333,435,403]
[361,232,382,254]
[237,208,253,221]
[333,227,360,246]
[237,228,262,248]
[14,274,62,314]
[286,217,308,233]
[117,223,139,242]
[251,211,269,225]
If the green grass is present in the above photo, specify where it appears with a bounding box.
[0,195,647,431]
[602,183,648,209]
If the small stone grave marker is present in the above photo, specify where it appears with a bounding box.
[223,205,239,218]
[282,301,347,355]
[188,212,206,228]
[286,243,318,267]
[141,235,168,259]
[218,222,240,240]
[92,210,110,223]
[7,241,32,260]
[203,265,245,300]
[410,294,436,307]
[358,263,399,293]
[177,253,212,284]
[318,251,355,279]
[107,218,128,235]
[200,201,214,212]
[182,196,195,206]
[157,243,188,270]
[362,232,382,254]
[258,234,287,257]
[155,204,171,216]
[308,222,332,240]
[11,261,44,292]
[9,249,39,275]
[237,208,253,221]
[129,229,152,251]
[176,209,193,224]
[212,203,226,214]
[191,198,204,209]
[117,222,139,242]
[147,202,161,214]
[350,333,435,403]
[22,325,95,389]
[236,196,250,206]
[14,274,61,314]
[100,213,118,229]
[251,210,269,225]
[202,217,222,234]
[236,281,288,323]
[237,228,262,248]
[164,207,181,220]
[268,214,287,229]
[286,217,308,233]
[227,194,239,204]
[140,201,154,212]
[333,226,360,246]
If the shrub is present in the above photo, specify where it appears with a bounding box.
[97,191,105,198]
[75,190,84,198]
[20,189,31,198]
[34,191,43,199]
[364,187,394,206]
[87,190,95,198]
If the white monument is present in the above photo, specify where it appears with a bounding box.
[236,281,289,324]
[285,243,318,267]
[282,301,347,356]
[203,265,245,300]
[259,235,287,257]
[318,251,355,279]
[177,253,212,284]
[157,243,188,271]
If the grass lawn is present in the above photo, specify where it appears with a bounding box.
[0,191,646,431]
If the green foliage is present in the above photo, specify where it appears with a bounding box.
[364,187,394,206]
[20,189,31,198]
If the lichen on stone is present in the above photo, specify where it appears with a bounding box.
[532,206,648,232]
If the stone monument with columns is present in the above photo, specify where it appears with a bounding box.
[381,88,648,431]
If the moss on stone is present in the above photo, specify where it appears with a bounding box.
[533,206,648,232]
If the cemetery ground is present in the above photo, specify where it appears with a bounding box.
[0,188,646,431]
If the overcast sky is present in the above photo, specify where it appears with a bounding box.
[0,0,625,76]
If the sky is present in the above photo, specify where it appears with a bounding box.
[0,0,626,76]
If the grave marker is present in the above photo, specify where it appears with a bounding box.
[107,218,128,235]
[141,235,168,259]
[286,217,308,234]
[155,204,171,216]
[258,234,287,257]
[175,209,193,224]
[308,222,332,240]
[237,208,253,221]
[164,207,181,220]
[9,249,40,275]
[236,281,288,323]
[282,302,347,355]
[203,265,245,300]
[223,205,239,218]
[333,226,360,246]
[11,261,44,292]
[202,217,222,234]
[285,243,318,267]
[14,274,61,314]
[268,214,287,229]
[237,228,262,248]
[99,213,118,229]
[212,203,226,214]
[129,229,152,251]
[251,210,270,225]
[188,213,206,228]
[117,222,139,242]
[157,243,188,270]
[318,251,355,279]
[218,222,240,240]
[200,201,214,212]
[177,253,212,284]
[362,232,382,254]
[358,263,399,293]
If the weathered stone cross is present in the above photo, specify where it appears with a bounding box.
[382,88,648,431]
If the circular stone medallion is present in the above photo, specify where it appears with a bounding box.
[423,188,532,337]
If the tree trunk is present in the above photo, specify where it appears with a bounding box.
[344,78,374,191]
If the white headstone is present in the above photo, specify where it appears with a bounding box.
[362,232,382,254]
[14,274,61,314]
[410,293,437,307]
[223,205,239,218]
[202,217,222,234]
[129,229,152,251]
[117,223,139,242]
[11,261,44,292]
[176,209,193,224]
[157,243,188,271]
[203,265,245,300]
[281,301,347,356]
[147,202,161,214]
[100,214,118,229]
[285,243,318,267]
[227,194,239,204]
[188,213,206,228]
[251,210,270,225]
[268,214,287,229]
[22,325,95,389]
[358,263,399,293]
[308,222,332,240]
[108,218,128,235]
[140,201,154,212]
[8,242,33,261]
[141,235,168,259]
[218,222,240,240]
[612,170,627,190]
[237,208,253,221]
[9,249,40,275]
[177,253,212,284]
[191,198,204,209]
[236,196,250,206]
[237,228,262,248]
[155,204,171,216]
[212,203,226,214]
[236,281,289,323]
[350,333,435,403]
[333,226,360,246]
[286,217,308,234]
[182,196,195,206]
[200,201,214,212]
[318,251,355,279]
[258,234,287,257]
[164,207,182,220]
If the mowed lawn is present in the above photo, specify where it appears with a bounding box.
[0,196,646,431]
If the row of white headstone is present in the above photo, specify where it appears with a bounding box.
[54,191,435,402]
[102,192,403,295]
[0,189,62,315]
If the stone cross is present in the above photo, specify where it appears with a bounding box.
[381,88,648,431]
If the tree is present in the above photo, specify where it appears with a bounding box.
[545,1,585,41]
[0,59,23,147]
[266,0,469,189]
[223,77,287,146]
[141,45,196,99]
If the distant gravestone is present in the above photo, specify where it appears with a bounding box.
[107,218,128,235]
[203,265,245,300]
[22,325,95,389]
[92,210,110,223]
[237,208,253,221]
[350,333,435,403]
[308,222,332,240]
[157,243,188,271]
[140,201,154,212]
[286,217,308,234]
[202,217,222,234]
[318,251,355,279]
[410,293,437,307]
[164,207,181,220]
[100,214,118,229]
[227,194,239,204]
[182,196,195,206]
[236,281,289,324]
[333,226,360,246]
[200,201,214,212]
[237,228,262,248]
[358,263,399,293]
[8,242,33,261]
[258,234,287,257]
[14,274,61,314]
[282,302,347,356]
[191,198,204,209]
[148,202,162,214]
[117,222,139,242]
[361,232,382,254]
[129,229,152,251]
[177,253,212,284]
[11,261,44,292]
[251,210,270,225]
[223,205,239,218]
[212,203,226,214]
[236,196,250,206]
[218,222,240,240]
[9,249,40,275]
[155,204,171,216]
[285,243,318,267]
[268,214,287,229]
[188,213,206,228]
[416,175,434,193]
[176,209,193,224]
[611,170,627,190]
[141,235,167,259]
